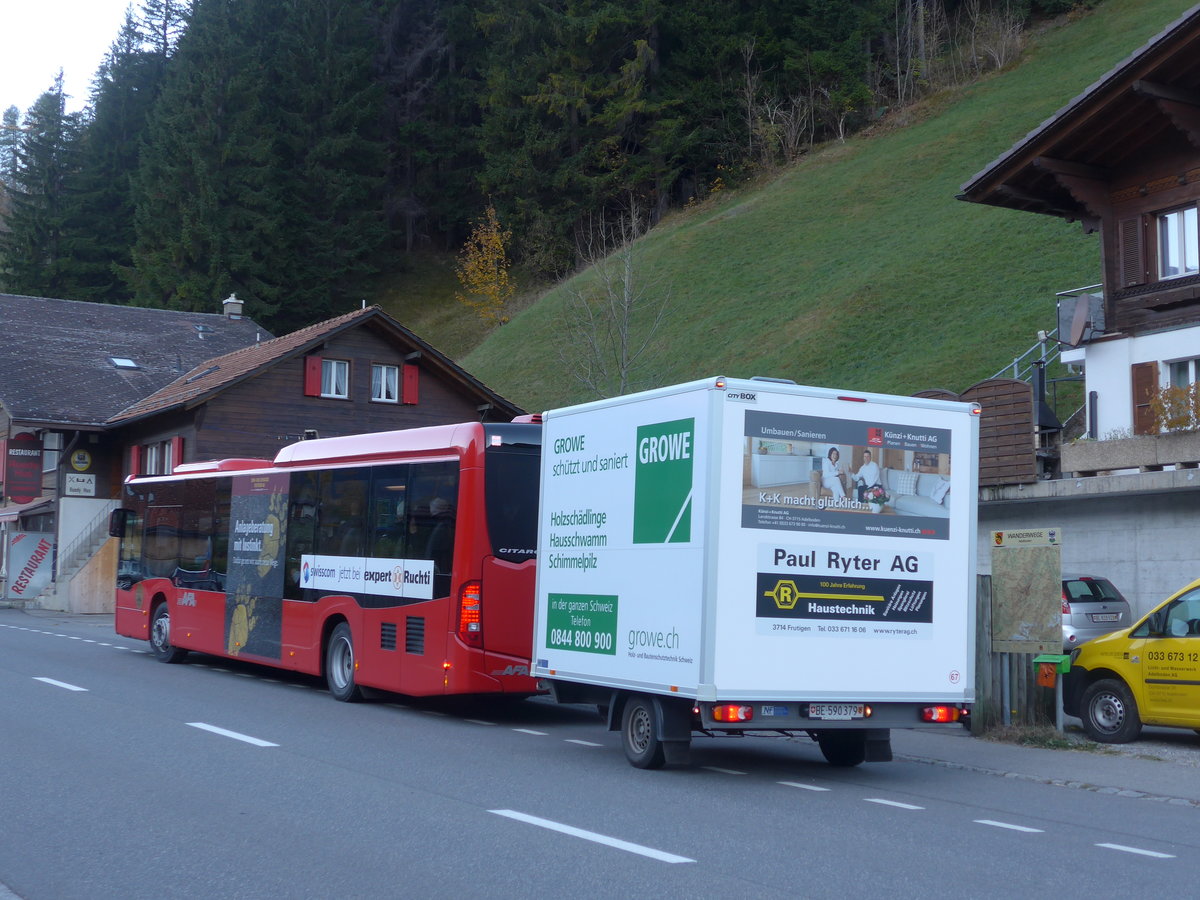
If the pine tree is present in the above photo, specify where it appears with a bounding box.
[130,0,386,331]
[0,76,82,296]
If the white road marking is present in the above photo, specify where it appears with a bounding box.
[779,781,831,792]
[513,728,548,735]
[490,810,694,863]
[1096,843,1174,859]
[466,719,496,726]
[565,739,603,747]
[975,820,1043,833]
[186,722,279,747]
[33,677,88,692]
[864,798,924,810]
[703,766,747,775]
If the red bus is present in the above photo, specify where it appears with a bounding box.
[111,421,541,700]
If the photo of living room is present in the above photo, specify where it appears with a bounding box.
[742,437,952,518]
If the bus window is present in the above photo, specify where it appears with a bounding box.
[321,469,368,558]
[369,465,409,560]
[485,445,539,562]
[285,471,320,598]
[116,510,145,589]
[143,505,182,577]
[409,461,458,597]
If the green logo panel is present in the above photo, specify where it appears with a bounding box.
[546,593,618,655]
[634,418,694,544]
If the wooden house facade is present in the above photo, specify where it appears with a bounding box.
[959,5,1200,440]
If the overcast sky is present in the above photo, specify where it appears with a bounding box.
[2,1,135,115]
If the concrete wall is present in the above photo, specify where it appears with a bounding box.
[977,468,1200,620]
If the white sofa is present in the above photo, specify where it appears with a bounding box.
[879,468,951,518]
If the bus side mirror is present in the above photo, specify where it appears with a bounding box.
[109,508,132,538]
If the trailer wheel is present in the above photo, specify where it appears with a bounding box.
[149,603,188,664]
[325,622,363,702]
[622,696,666,769]
[817,731,867,767]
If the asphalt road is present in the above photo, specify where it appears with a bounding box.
[2,609,1197,899]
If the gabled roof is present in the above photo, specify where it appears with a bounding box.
[107,305,523,425]
[959,4,1200,220]
[0,294,272,429]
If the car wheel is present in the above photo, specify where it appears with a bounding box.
[325,622,363,702]
[1081,678,1141,743]
[149,603,188,664]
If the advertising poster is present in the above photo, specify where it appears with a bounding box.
[741,409,953,540]
[4,532,55,601]
[535,391,706,689]
[224,472,288,660]
[715,390,974,699]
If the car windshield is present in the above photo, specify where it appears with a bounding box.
[1064,578,1124,603]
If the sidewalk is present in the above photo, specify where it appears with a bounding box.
[893,724,1200,805]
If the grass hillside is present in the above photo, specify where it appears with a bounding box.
[389,0,1194,414]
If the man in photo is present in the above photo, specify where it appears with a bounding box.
[853,448,881,501]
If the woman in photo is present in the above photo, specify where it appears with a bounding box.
[822,447,846,499]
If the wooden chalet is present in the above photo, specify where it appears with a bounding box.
[959,4,1200,440]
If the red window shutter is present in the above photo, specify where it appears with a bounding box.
[1131,362,1157,435]
[170,436,184,469]
[402,363,420,405]
[303,356,323,396]
[1119,216,1146,287]
[130,444,142,477]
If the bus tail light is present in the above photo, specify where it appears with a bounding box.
[458,580,482,647]
[920,705,963,723]
[712,704,754,722]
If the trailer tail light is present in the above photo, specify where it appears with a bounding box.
[712,704,754,722]
[921,705,963,723]
[458,580,482,647]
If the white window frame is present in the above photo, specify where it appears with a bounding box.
[145,442,161,476]
[321,359,350,399]
[371,364,399,403]
[42,431,62,473]
[1168,357,1200,389]
[1158,205,1198,279]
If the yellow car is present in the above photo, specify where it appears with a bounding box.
[1063,577,1200,743]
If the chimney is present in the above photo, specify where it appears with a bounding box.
[223,293,244,319]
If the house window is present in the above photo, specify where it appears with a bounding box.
[140,439,180,475]
[1169,358,1200,389]
[371,364,399,403]
[1158,205,1198,279]
[321,359,350,398]
[42,432,62,473]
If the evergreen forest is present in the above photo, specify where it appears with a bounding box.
[1,0,1091,337]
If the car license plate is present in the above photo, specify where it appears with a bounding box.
[808,703,864,720]
[1091,613,1119,623]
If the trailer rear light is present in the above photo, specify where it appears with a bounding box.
[712,704,754,722]
[920,705,963,723]
[458,580,482,647]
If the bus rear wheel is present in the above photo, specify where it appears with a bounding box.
[149,603,188,664]
[325,622,363,702]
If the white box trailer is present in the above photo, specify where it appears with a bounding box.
[533,376,979,767]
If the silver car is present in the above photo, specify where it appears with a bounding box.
[1061,576,1131,651]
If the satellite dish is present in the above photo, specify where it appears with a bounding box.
[1067,297,1089,346]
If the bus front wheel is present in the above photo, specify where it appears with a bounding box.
[149,603,188,664]
[325,622,363,702]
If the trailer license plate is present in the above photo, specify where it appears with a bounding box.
[808,703,864,720]
[1091,613,1118,623]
